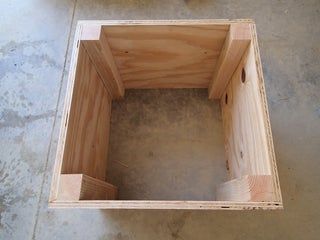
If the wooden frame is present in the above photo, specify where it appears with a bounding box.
[49,19,283,210]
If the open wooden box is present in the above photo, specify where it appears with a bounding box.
[49,20,282,210]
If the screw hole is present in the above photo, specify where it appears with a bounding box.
[240,151,243,159]
[241,68,246,83]
[225,93,228,104]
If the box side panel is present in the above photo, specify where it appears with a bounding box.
[249,24,282,203]
[49,23,84,202]
[221,42,271,178]
[103,25,229,88]
[220,25,282,203]
[60,42,112,181]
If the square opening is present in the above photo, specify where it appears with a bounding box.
[107,89,226,201]
[49,20,283,210]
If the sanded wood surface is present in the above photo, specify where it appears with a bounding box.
[216,175,275,201]
[208,23,251,99]
[57,174,117,201]
[221,43,272,179]
[82,28,124,99]
[61,43,112,181]
[103,24,229,88]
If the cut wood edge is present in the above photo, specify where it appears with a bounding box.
[77,19,256,26]
[249,24,283,204]
[56,174,118,201]
[216,175,275,202]
[49,22,84,202]
[49,200,283,210]
[208,23,251,99]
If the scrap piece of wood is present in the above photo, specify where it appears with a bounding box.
[208,23,251,99]
[57,174,117,201]
[216,175,275,201]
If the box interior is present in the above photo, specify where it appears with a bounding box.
[107,89,227,200]
[50,21,282,209]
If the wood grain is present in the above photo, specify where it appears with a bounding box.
[49,200,282,210]
[57,174,117,201]
[216,175,275,201]
[49,23,84,202]
[82,28,124,99]
[208,23,251,99]
[103,24,229,88]
[249,24,282,203]
[61,43,112,181]
[49,20,282,209]
[221,43,272,179]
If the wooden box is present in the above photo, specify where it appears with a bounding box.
[49,20,283,210]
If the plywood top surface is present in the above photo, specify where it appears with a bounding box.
[102,24,229,88]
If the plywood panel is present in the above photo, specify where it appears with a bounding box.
[61,43,112,181]
[103,25,229,88]
[221,43,272,179]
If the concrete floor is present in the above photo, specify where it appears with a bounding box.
[107,89,226,201]
[0,0,319,239]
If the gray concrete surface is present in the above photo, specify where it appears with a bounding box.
[107,89,226,201]
[0,0,319,239]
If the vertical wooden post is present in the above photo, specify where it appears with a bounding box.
[208,23,251,99]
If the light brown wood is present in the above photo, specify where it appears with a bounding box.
[82,27,124,99]
[208,23,251,99]
[61,43,112,181]
[103,24,229,88]
[216,175,275,201]
[221,43,272,179]
[57,174,82,201]
[250,24,282,203]
[57,174,117,201]
[50,23,84,202]
[49,20,282,210]
[49,200,282,210]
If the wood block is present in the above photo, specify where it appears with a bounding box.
[216,175,275,201]
[208,23,251,99]
[57,174,117,201]
[81,25,124,99]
